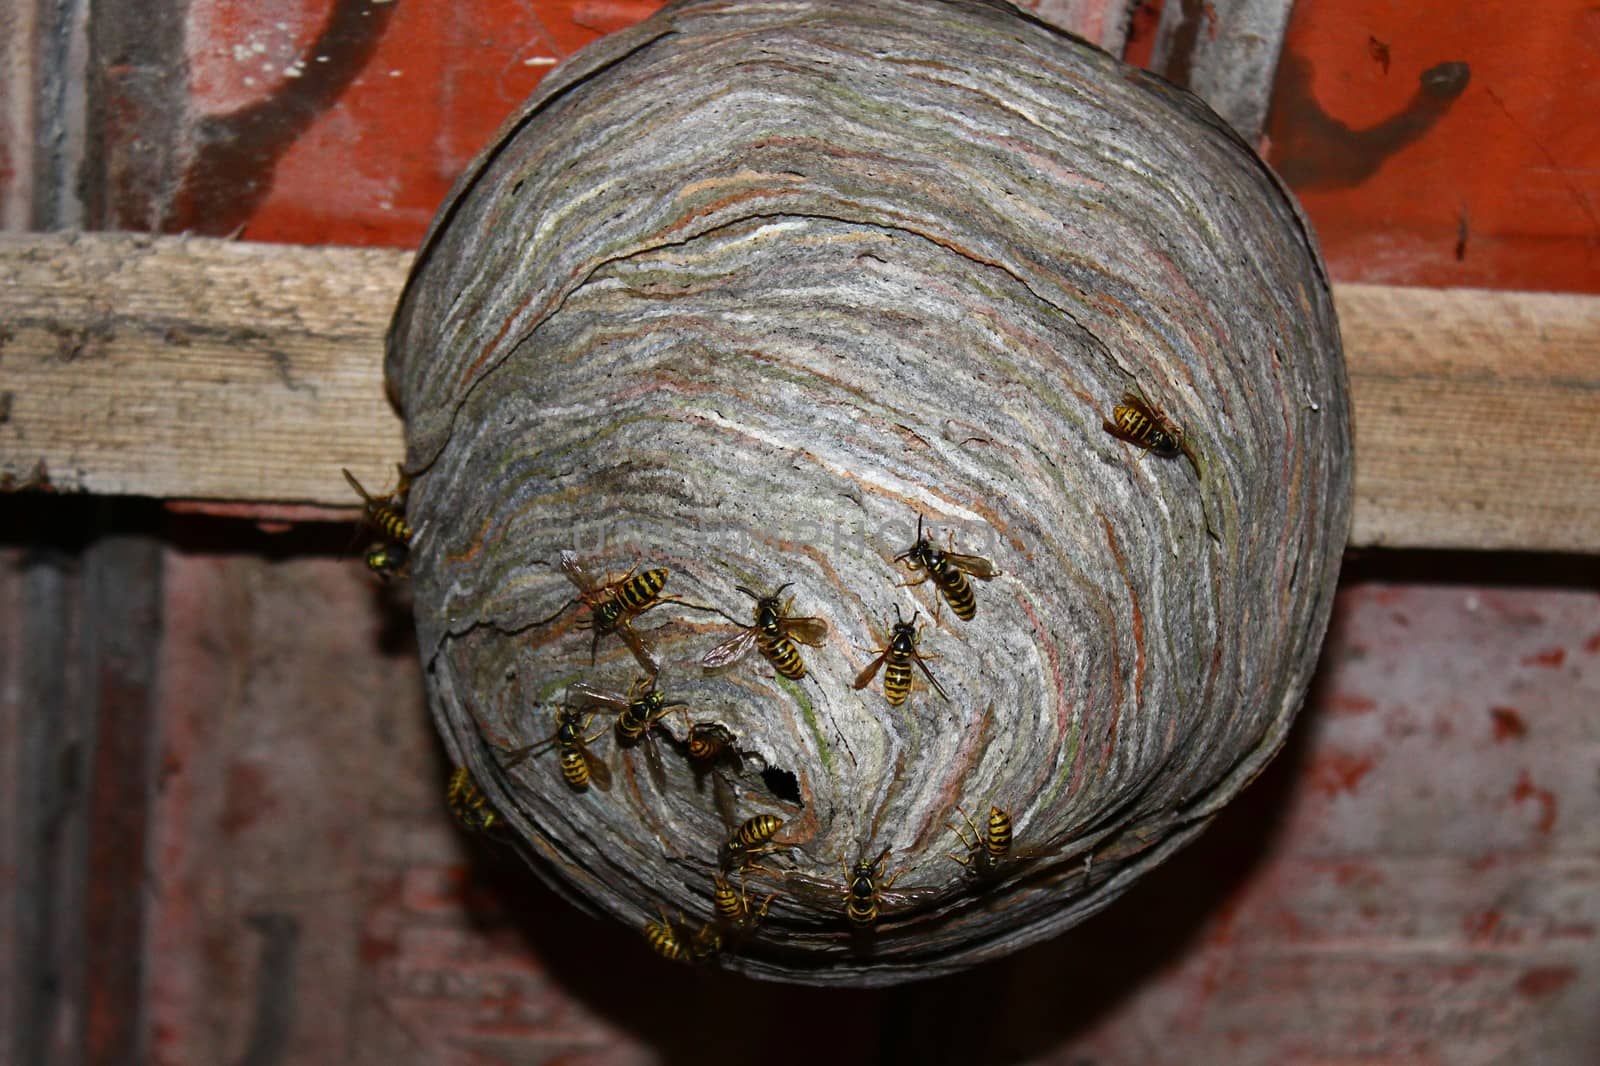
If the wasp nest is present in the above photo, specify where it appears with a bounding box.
[386,0,1350,985]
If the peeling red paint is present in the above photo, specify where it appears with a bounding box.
[1515,966,1577,998]
[1511,771,1558,834]
[1333,861,1384,888]
[1329,694,1378,715]
[1520,647,1566,668]
[1583,630,1600,654]
[1489,706,1528,741]
[1308,750,1377,797]
[1463,909,1502,941]
[218,760,274,835]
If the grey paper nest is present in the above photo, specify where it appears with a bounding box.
[385,0,1351,984]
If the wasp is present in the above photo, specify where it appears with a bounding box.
[536,550,671,674]
[686,721,739,767]
[644,910,690,963]
[644,909,721,964]
[786,846,936,928]
[567,677,684,788]
[505,705,612,792]
[712,873,774,932]
[702,583,829,680]
[854,605,948,706]
[445,766,502,834]
[343,466,413,577]
[947,804,1012,875]
[844,848,899,926]
[723,814,789,870]
[1103,386,1202,476]
[363,541,409,579]
[895,516,999,622]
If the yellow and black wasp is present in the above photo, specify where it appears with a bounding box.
[723,813,790,871]
[702,584,829,680]
[505,704,612,792]
[788,846,935,929]
[680,720,763,845]
[644,908,722,965]
[947,804,1012,875]
[363,541,409,579]
[894,516,1000,622]
[1103,386,1202,476]
[342,465,412,578]
[854,605,949,706]
[445,766,502,834]
[711,872,774,934]
[567,677,684,789]
[538,550,671,675]
[685,721,741,769]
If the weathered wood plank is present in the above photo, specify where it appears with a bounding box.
[0,232,408,504]
[2,233,1597,552]
[1339,283,1600,552]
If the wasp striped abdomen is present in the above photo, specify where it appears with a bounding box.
[756,625,807,679]
[895,517,998,623]
[446,767,499,833]
[645,914,687,962]
[949,804,1014,874]
[933,565,977,620]
[615,567,668,616]
[883,659,914,706]
[724,814,787,869]
[686,722,733,763]
[1104,390,1181,458]
[505,705,612,792]
[559,748,591,789]
[733,814,781,850]
[982,806,1013,863]
[854,606,948,707]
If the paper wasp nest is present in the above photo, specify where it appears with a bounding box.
[386,0,1351,984]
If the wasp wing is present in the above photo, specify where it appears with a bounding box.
[779,616,829,646]
[502,734,558,769]
[701,626,759,670]
[878,883,945,912]
[779,871,846,910]
[583,747,613,792]
[617,620,661,676]
[944,552,1000,580]
[853,651,888,691]
[566,682,632,711]
[341,467,376,505]
[559,549,597,592]
[640,732,667,791]
[912,652,950,702]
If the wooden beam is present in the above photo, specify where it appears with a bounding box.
[0,232,408,505]
[2,233,1597,552]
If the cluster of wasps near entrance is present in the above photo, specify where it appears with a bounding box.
[419,372,1210,963]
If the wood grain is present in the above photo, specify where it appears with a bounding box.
[2,232,1594,552]
[0,232,408,504]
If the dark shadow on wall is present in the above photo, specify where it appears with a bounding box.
[1268,53,1471,191]
[164,0,398,236]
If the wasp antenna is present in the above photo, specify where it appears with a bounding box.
[734,584,760,600]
